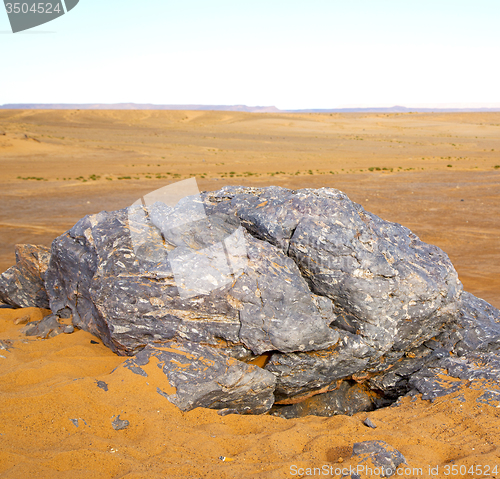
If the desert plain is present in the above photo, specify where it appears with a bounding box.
[0,109,499,478]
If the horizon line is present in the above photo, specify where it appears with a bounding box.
[2,102,500,113]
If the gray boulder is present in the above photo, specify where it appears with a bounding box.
[4,184,497,417]
[45,204,338,356]
[203,186,463,362]
[0,244,51,308]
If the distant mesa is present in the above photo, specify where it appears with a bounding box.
[1,103,500,113]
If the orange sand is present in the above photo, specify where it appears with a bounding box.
[1,308,500,479]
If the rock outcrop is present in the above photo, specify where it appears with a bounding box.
[2,185,499,418]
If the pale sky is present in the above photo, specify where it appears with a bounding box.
[1,0,499,109]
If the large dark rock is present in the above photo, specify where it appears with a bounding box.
[0,244,50,308]
[120,342,277,414]
[203,186,463,361]
[3,184,497,417]
[45,199,337,356]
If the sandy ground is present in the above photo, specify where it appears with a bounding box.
[0,110,499,478]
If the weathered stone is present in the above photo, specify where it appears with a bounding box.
[227,234,338,355]
[0,244,50,308]
[363,417,377,428]
[63,324,75,334]
[367,293,500,399]
[45,202,337,356]
[96,380,108,391]
[352,440,406,477]
[121,342,276,414]
[437,291,500,356]
[23,313,64,338]
[270,380,383,419]
[266,331,375,400]
[202,186,463,371]
[8,185,497,417]
[408,351,500,402]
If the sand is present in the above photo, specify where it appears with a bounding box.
[0,110,499,478]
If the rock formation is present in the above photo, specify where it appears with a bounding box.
[2,186,499,418]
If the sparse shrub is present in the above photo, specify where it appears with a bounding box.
[447,165,452,168]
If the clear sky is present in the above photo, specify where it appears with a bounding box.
[1,0,499,109]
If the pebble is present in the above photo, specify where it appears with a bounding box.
[63,325,75,334]
[363,417,377,429]
[112,415,130,431]
[96,380,109,391]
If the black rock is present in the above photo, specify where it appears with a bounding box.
[5,185,499,418]
[96,380,109,391]
[203,186,462,361]
[0,244,51,308]
[45,201,337,356]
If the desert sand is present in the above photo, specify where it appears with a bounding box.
[0,110,499,478]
